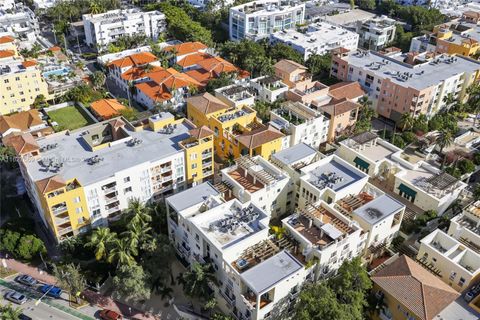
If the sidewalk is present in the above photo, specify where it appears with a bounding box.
[2,258,159,320]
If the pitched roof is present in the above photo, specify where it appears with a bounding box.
[147,68,201,89]
[196,56,238,75]
[35,175,66,194]
[189,125,214,139]
[371,255,459,320]
[0,36,14,44]
[3,133,40,155]
[108,52,158,69]
[186,92,228,114]
[0,50,14,58]
[164,41,208,56]
[176,52,211,68]
[274,59,307,74]
[135,82,173,103]
[120,65,164,81]
[328,81,366,100]
[236,126,284,149]
[321,98,360,116]
[0,110,43,135]
[90,99,126,119]
[22,60,37,68]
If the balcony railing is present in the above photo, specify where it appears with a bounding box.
[55,216,70,225]
[102,186,116,193]
[52,206,68,215]
[58,226,73,235]
[202,152,212,160]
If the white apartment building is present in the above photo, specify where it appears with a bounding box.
[269,101,329,148]
[351,16,396,51]
[270,22,359,60]
[166,183,311,320]
[0,4,38,49]
[0,0,14,11]
[331,49,480,122]
[229,0,305,41]
[337,132,468,214]
[215,84,256,108]
[219,156,293,218]
[83,9,166,49]
[418,201,480,292]
[11,114,196,241]
[249,75,288,103]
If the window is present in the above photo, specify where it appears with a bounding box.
[192,163,197,169]
[124,177,130,183]
[73,196,81,203]
[75,207,83,214]
[459,277,466,287]
[190,153,197,160]
[449,271,457,281]
[124,187,132,193]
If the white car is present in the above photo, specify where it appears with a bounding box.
[4,291,27,304]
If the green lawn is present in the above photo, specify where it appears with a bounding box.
[48,105,93,131]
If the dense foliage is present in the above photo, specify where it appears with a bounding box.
[0,218,46,261]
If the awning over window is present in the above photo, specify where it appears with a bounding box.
[398,183,417,198]
[353,156,370,170]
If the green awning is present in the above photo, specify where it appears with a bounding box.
[353,156,370,170]
[398,183,417,197]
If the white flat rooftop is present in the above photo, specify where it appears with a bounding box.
[272,143,317,166]
[167,182,220,213]
[305,158,366,192]
[353,194,404,225]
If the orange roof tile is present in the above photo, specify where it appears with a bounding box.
[236,126,284,149]
[184,69,211,85]
[177,52,212,68]
[0,110,43,135]
[0,36,14,44]
[328,81,366,100]
[35,175,66,194]
[135,82,173,103]
[321,98,360,116]
[3,133,40,155]
[371,255,459,320]
[108,52,158,69]
[90,99,126,119]
[274,59,307,74]
[0,50,14,58]
[189,125,214,139]
[187,93,228,114]
[22,60,37,68]
[49,46,62,52]
[164,42,208,56]
[121,65,164,81]
[147,68,201,89]
[197,56,238,75]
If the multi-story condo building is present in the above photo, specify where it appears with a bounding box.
[331,49,480,122]
[0,0,15,11]
[83,9,166,49]
[219,156,292,218]
[417,201,480,292]
[0,57,49,115]
[215,84,256,108]
[4,113,213,241]
[269,22,359,60]
[269,101,329,148]
[410,12,480,57]
[187,92,285,160]
[0,4,38,49]
[249,75,288,103]
[166,182,311,320]
[337,132,467,214]
[229,0,305,41]
[351,16,396,51]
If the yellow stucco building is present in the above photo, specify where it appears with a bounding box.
[186,93,284,161]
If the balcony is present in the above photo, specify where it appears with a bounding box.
[105,195,118,204]
[379,309,392,320]
[221,290,236,306]
[55,215,70,225]
[58,226,73,236]
[51,205,68,215]
[102,185,116,193]
[202,152,212,160]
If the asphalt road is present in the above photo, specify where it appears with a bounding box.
[0,285,79,320]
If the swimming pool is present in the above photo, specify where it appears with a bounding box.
[43,67,71,78]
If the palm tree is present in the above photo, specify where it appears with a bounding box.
[107,238,137,267]
[85,227,117,261]
[442,92,456,111]
[89,0,103,14]
[0,303,23,319]
[436,130,453,169]
[399,113,415,131]
[177,262,218,301]
[125,198,152,227]
[121,222,151,248]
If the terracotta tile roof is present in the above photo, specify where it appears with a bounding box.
[164,42,208,56]
[108,52,158,69]
[49,46,62,52]
[22,60,37,68]
[176,52,211,68]
[0,50,14,58]
[321,98,360,116]
[0,110,43,135]
[184,69,212,85]
[90,99,126,119]
[135,82,173,103]
[186,92,228,114]
[274,59,307,74]
[0,36,14,44]
[147,68,201,89]
[120,65,164,81]
[3,133,40,155]
[464,10,480,18]
[328,82,366,100]
[189,125,214,139]
[236,125,284,149]
[371,255,459,320]
[35,175,66,194]
[196,56,238,75]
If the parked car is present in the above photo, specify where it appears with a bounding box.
[19,314,32,320]
[99,309,123,320]
[464,283,480,302]
[16,275,38,286]
[39,284,62,298]
[4,291,27,304]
